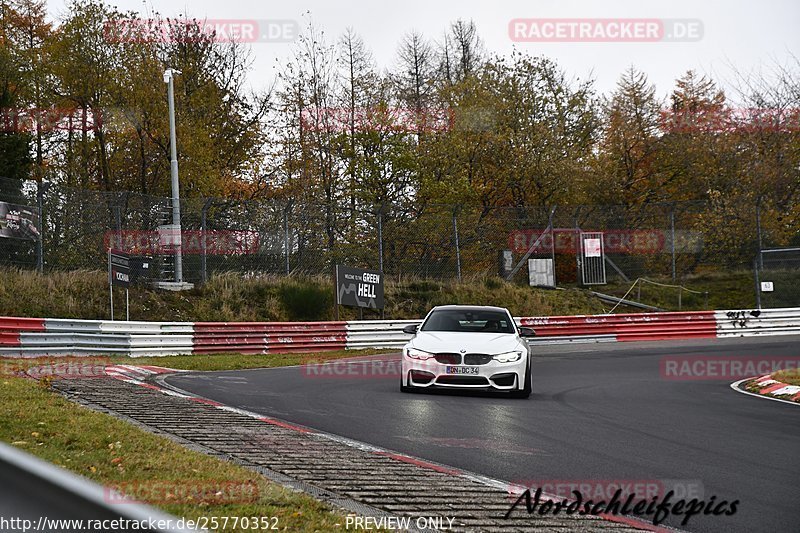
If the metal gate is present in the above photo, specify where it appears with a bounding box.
[580,232,606,285]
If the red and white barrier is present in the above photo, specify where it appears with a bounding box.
[715,308,800,338]
[1,308,799,358]
[193,322,348,354]
[518,311,718,344]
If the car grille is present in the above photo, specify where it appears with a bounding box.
[436,375,489,386]
[434,353,461,365]
[463,353,493,365]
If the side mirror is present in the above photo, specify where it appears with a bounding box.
[402,324,419,335]
[518,327,536,337]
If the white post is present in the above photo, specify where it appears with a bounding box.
[108,248,114,321]
[164,68,183,283]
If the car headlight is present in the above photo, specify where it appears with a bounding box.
[493,351,523,363]
[405,347,435,360]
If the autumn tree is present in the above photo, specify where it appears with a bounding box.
[276,18,342,254]
[591,67,665,207]
[729,58,800,248]
[0,0,31,264]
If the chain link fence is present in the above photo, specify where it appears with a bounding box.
[756,248,800,309]
[1,176,798,308]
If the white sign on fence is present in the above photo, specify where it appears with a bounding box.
[584,238,602,258]
[528,258,554,288]
[761,281,774,292]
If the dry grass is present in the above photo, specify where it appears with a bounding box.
[599,270,756,312]
[0,376,351,531]
[772,369,800,386]
[0,268,605,321]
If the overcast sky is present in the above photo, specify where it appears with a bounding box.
[47,0,798,100]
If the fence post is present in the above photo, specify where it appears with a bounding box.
[283,201,293,275]
[201,198,212,283]
[113,204,122,251]
[549,206,557,287]
[753,256,762,309]
[756,196,764,270]
[670,205,676,281]
[36,181,45,273]
[574,207,581,285]
[377,206,384,273]
[452,206,461,281]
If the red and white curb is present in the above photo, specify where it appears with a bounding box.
[104,364,189,396]
[92,364,678,532]
[730,374,800,406]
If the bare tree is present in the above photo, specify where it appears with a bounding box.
[394,30,435,136]
[436,19,484,86]
[337,27,375,214]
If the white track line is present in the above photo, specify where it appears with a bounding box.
[154,371,679,532]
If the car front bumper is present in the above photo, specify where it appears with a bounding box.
[401,355,527,391]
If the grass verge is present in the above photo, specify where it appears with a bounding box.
[107,349,396,372]
[0,350,399,531]
[598,270,756,312]
[772,369,800,386]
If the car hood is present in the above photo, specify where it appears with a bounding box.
[409,331,524,355]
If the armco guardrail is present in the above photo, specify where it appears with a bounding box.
[193,321,348,354]
[518,311,718,343]
[715,308,800,337]
[1,308,799,357]
[0,442,192,532]
[345,320,422,349]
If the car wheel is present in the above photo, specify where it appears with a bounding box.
[511,359,532,399]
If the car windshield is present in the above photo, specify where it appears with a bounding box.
[420,309,515,334]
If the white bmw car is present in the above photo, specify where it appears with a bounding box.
[400,305,535,398]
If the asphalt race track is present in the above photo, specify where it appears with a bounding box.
[165,336,800,533]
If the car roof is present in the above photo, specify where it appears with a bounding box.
[430,305,510,314]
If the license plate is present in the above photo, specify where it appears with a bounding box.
[446,366,479,375]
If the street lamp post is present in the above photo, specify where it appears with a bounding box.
[164,68,183,283]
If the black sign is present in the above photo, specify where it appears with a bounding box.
[0,201,39,240]
[109,250,131,288]
[336,265,384,309]
[129,256,152,284]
